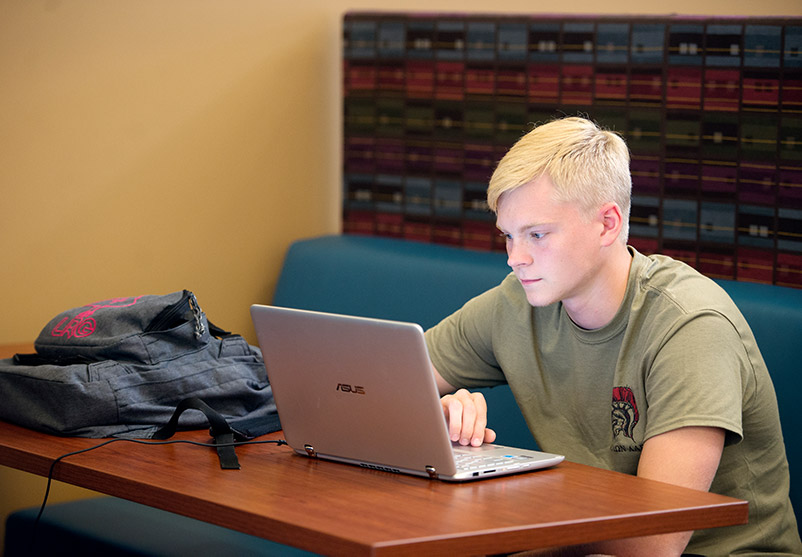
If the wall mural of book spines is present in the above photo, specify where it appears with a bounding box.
[342,13,802,288]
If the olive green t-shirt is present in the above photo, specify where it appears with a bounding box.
[425,248,802,555]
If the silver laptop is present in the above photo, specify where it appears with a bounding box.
[250,304,564,482]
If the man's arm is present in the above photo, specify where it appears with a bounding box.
[563,426,726,557]
[433,365,496,446]
[433,365,457,396]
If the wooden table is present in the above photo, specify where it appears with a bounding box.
[0,344,748,555]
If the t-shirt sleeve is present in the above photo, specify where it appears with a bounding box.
[643,310,748,446]
[424,285,508,390]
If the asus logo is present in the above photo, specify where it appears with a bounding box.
[336,383,365,395]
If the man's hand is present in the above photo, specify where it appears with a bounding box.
[440,388,497,446]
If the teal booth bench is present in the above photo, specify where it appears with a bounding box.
[5,234,801,554]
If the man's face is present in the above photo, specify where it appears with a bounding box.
[495,176,605,309]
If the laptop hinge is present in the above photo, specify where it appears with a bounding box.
[425,465,437,479]
[304,444,318,458]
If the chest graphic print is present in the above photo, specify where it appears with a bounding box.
[612,386,641,451]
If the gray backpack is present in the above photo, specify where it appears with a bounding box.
[0,291,280,447]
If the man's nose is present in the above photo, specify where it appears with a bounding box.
[506,240,532,268]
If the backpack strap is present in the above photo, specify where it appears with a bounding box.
[152,398,242,470]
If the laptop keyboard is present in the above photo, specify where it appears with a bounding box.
[453,451,535,471]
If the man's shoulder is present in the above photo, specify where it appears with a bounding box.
[630,249,736,316]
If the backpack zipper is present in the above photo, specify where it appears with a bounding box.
[145,291,205,339]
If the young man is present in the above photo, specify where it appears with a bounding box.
[424,117,802,556]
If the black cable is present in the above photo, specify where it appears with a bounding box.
[27,436,288,555]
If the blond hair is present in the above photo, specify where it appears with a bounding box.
[487,117,632,242]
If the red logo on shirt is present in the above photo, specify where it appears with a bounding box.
[612,386,640,441]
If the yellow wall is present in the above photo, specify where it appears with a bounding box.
[1,0,800,551]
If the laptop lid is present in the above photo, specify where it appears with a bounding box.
[250,304,563,481]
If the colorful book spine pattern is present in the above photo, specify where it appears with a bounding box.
[343,13,802,288]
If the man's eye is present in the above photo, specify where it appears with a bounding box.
[531,232,545,240]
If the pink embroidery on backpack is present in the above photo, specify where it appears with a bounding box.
[50,296,144,339]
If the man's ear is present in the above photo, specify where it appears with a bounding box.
[598,202,623,247]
